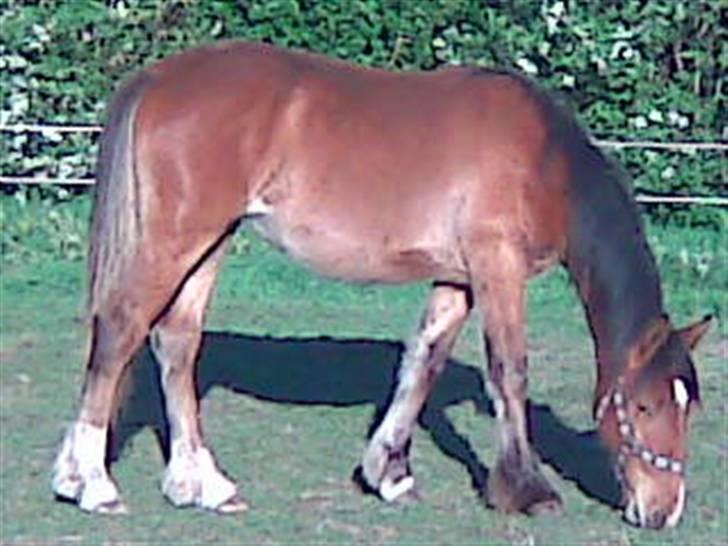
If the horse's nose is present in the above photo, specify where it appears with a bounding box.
[644,510,667,530]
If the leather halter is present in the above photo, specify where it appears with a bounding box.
[595,377,684,478]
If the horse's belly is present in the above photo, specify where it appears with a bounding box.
[244,201,464,284]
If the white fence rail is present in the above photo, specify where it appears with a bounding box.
[2,123,726,206]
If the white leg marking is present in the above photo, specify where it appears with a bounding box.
[363,288,468,497]
[361,336,426,489]
[52,428,84,500]
[162,438,239,511]
[52,422,124,513]
[486,380,506,420]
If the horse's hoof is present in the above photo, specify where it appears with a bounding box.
[380,475,416,503]
[391,482,423,505]
[524,495,563,517]
[52,473,83,501]
[94,499,129,515]
[214,495,249,515]
[487,462,562,516]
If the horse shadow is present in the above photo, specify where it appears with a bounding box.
[111,332,620,509]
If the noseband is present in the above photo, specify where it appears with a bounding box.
[595,378,684,481]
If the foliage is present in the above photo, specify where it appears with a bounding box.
[0,0,725,226]
[0,188,89,262]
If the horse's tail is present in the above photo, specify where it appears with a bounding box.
[88,73,152,316]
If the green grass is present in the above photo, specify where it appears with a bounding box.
[1,196,726,544]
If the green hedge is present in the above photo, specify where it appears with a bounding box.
[1,0,724,227]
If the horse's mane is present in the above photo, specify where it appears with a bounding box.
[499,71,666,375]
[560,116,663,361]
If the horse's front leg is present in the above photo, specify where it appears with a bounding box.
[362,283,472,502]
[473,243,563,515]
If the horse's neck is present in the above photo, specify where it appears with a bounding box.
[563,140,665,383]
[572,247,664,379]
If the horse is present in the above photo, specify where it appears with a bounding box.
[51,41,711,529]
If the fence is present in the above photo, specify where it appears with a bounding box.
[1,123,726,206]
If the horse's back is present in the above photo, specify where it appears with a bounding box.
[128,41,569,283]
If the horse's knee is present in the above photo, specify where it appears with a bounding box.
[487,356,527,406]
[503,363,528,399]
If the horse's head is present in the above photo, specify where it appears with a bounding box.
[595,315,711,529]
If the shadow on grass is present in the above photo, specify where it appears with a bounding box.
[112,331,620,509]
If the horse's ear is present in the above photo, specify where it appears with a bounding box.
[677,315,713,351]
[628,315,671,370]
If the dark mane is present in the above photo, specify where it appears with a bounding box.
[545,91,665,376]
[638,332,701,402]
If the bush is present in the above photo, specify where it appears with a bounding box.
[1,0,724,227]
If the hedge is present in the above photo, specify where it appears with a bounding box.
[1,0,724,227]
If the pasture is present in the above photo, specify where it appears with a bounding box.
[0,197,725,544]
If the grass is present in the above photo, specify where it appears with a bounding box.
[0,195,726,544]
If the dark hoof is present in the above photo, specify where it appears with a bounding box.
[351,465,377,496]
[487,462,563,516]
[524,496,563,517]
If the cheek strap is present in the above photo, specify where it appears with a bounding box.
[595,378,685,476]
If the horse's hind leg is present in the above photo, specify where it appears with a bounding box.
[470,241,562,515]
[52,234,229,513]
[149,237,247,514]
[362,282,472,502]
[52,273,156,513]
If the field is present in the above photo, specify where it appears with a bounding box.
[0,197,726,545]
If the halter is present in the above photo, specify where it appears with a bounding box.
[595,377,684,481]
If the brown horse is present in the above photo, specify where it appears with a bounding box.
[52,41,711,529]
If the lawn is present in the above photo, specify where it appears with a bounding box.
[0,209,725,544]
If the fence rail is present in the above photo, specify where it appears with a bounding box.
[0,123,103,134]
[3,122,728,151]
[2,123,726,206]
[0,175,95,185]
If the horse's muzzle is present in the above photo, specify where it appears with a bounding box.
[623,480,685,529]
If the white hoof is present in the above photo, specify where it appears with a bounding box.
[94,499,129,515]
[162,470,197,507]
[380,475,415,502]
[214,495,250,514]
[77,471,123,513]
[162,445,241,512]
